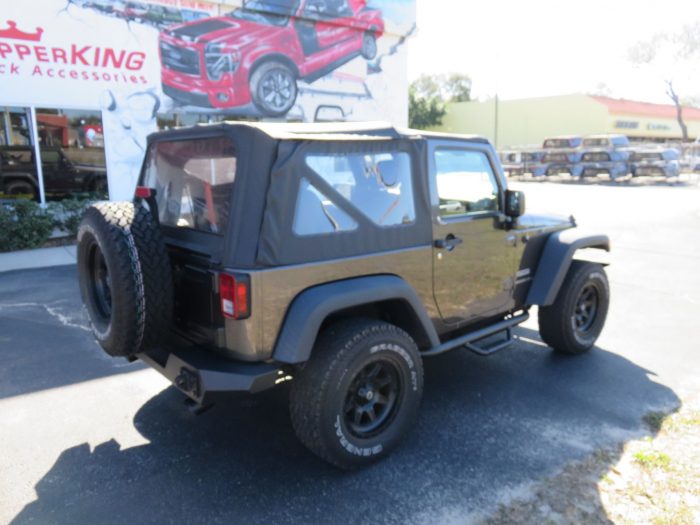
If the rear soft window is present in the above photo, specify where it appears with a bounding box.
[144,137,236,235]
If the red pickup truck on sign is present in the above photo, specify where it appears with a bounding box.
[159,0,384,116]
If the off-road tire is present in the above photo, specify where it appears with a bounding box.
[249,61,298,117]
[77,201,173,357]
[538,261,609,354]
[5,180,37,200]
[290,319,423,470]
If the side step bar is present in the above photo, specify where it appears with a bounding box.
[422,312,529,358]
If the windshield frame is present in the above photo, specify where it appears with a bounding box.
[228,0,300,27]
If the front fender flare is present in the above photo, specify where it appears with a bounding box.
[272,275,439,364]
[526,229,610,306]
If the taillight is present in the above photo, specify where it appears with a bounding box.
[219,273,250,320]
[135,186,152,198]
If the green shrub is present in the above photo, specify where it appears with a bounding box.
[0,200,55,252]
[49,197,95,237]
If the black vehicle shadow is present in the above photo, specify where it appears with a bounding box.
[11,327,679,525]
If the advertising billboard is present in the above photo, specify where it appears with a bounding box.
[0,0,415,199]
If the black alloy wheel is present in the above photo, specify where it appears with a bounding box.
[573,283,598,335]
[344,359,401,439]
[290,319,424,469]
[87,241,112,322]
[538,261,610,355]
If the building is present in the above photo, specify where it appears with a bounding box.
[434,94,700,148]
[1,0,415,203]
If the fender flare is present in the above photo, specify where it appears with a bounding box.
[272,275,439,364]
[526,229,610,306]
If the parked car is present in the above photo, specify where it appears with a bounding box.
[145,4,183,28]
[579,134,631,180]
[76,122,610,469]
[0,145,107,200]
[116,1,149,21]
[530,136,583,177]
[499,149,544,177]
[629,147,681,178]
[159,0,385,116]
[89,0,115,14]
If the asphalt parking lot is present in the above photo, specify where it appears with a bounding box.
[2,178,699,525]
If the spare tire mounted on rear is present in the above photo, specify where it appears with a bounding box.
[77,201,173,357]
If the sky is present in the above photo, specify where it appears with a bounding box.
[406,0,700,104]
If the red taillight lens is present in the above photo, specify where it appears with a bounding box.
[135,186,152,198]
[219,273,250,320]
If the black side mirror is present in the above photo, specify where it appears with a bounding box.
[505,189,525,218]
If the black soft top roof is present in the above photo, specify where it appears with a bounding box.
[146,121,491,145]
[142,122,490,268]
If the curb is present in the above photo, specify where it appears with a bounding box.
[0,245,77,273]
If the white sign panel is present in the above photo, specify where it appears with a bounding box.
[0,0,415,199]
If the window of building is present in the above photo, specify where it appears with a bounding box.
[434,149,499,217]
[0,107,39,201]
[295,150,415,236]
[36,108,108,200]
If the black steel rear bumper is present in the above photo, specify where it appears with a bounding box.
[138,347,286,405]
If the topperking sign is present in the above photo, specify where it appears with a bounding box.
[0,0,415,200]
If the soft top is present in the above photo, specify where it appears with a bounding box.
[141,121,492,269]
[147,121,491,145]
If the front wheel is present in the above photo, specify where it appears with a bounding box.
[249,61,298,117]
[290,319,423,470]
[538,261,610,354]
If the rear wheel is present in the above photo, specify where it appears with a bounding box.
[290,319,423,470]
[361,31,378,60]
[5,180,37,200]
[77,201,173,357]
[538,261,609,354]
[250,61,298,117]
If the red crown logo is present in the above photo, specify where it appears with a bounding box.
[0,21,44,42]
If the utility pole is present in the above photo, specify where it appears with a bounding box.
[493,94,499,149]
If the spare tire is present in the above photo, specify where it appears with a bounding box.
[77,201,173,357]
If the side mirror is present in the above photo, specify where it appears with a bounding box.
[505,189,525,218]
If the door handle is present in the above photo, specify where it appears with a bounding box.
[434,234,463,251]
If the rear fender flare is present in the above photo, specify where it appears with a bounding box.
[272,275,439,364]
[526,229,610,306]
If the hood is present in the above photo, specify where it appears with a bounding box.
[517,213,574,231]
[165,16,278,46]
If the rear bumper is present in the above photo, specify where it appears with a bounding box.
[138,347,286,405]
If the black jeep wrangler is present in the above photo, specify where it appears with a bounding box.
[77,122,610,469]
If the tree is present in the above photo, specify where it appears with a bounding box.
[442,73,472,103]
[408,73,471,129]
[629,20,700,141]
[408,84,445,129]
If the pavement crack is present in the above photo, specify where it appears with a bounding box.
[0,302,91,332]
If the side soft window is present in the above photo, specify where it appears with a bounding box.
[434,149,499,217]
[293,151,416,236]
[293,177,357,235]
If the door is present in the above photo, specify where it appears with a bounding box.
[297,0,355,56]
[429,142,517,326]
